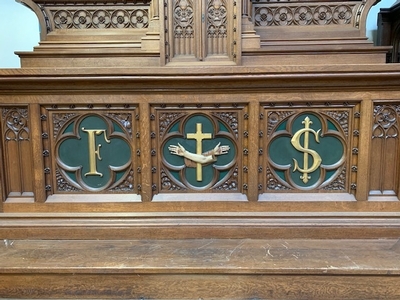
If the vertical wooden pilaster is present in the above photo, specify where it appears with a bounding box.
[30,104,46,203]
[356,99,373,201]
[247,101,259,202]
[139,102,152,202]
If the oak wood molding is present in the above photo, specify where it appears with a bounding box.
[1,65,400,92]
[1,212,400,239]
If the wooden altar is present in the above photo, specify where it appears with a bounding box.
[1,0,400,298]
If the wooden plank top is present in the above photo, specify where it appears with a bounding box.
[1,239,399,275]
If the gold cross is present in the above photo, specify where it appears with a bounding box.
[186,123,212,181]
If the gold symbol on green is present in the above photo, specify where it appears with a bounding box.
[290,116,322,184]
[81,128,110,177]
[186,123,212,181]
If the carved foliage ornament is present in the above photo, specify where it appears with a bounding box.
[174,0,195,38]
[207,0,228,37]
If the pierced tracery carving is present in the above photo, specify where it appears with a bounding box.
[322,167,346,190]
[56,168,82,192]
[266,111,294,136]
[3,108,29,141]
[373,105,399,139]
[52,8,149,29]
[106,113,133,137]
[266,167,292,190]
[213,112,239,138]
[322,111,349,136]
[109,169,135,192]
[212,167,239,191]
[160,168,185,191]
[53,113,77,138]
[159,112,186,138]
[254,4,353,27]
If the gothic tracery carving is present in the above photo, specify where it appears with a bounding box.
[52,8,149,29]
[3,108,29,141]
[254,4,353,26]
[373,105,399,139]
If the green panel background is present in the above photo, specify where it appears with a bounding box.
[58,115,131,189]
[269,113,344,188]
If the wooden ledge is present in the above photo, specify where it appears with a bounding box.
[1,238,400,299]
[2,213,400,239]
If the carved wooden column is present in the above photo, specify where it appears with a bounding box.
[141,0,162,52]
[241,0,260,49]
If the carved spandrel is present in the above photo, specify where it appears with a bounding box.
[212,166,239,191]
[322,111,349,136]
[266,166,291,191]
[159,112,186,138]
[53,113,77,138]
[212,112,239,138]
[160,168,186,191]
[106,113,133,137]
[267,111,294,136]
[322,167,346,191]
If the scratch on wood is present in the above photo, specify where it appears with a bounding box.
[225,240,246,261]
[262,245,274,258]
[343,254,360,269]
[198,240,214,249]
[3,239,14,248]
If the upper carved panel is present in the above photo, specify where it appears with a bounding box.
[52,8,149,29]
[254,4,354,27]
[20,0,151,33]
[17,0,384,67]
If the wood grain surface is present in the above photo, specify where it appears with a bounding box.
[1,238,400,299]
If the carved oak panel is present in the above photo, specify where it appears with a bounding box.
[370,104,400,196]
[164,0,238,63]
[150,103,248,199]
[41,105,139,197]
[1,107,33,199]
[260,102,360,195]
